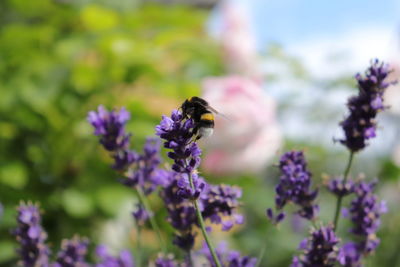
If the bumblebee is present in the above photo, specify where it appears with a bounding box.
[180,96,219,140]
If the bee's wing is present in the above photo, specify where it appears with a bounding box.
[206,105,232,121]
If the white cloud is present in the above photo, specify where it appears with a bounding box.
[285,26,398,79]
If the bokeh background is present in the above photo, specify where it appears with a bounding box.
[1,0,400,266]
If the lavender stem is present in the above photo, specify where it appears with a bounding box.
[187,251,193,267]
[255,243,266,267]
[136,187,166,253]
[333,151,354,231]
[188,172,222,267]
[135,222,142,266]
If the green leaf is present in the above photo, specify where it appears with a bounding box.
[0,162,28,189]
[62,189,94,218]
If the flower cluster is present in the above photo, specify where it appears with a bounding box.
[202,184,243,231]
[338,180,387,266]
[159,172,198,251]
[14,202,135,267]
[156,110,205,198]
[88,106,166,226]
[123,137,165,195]
[337,242,362,267]
[154,254,178,267]
[291,226,340,267]
[156,110,243,251]
[88,105,136,171]
[201,242,257,267]
[340,59,395,152]
[268,151,319,222]
[132,203,151,226]
[53,237,89,267]
[327,177,355,197]
[156,110,208,251]
[13,202,50,267]
[95,245,135,267]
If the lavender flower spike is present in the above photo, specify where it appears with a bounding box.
[202,184,244,231]
[154,254,178,267]
[337,242,362,267]
[13,202,50,267]
[156,110,243,253]
[327,177,355,197]
[88,105,137,171]
[291,226,340,267]
[272,151,319,221]
[340,59,396,152]
[88,105,131,152]
[132,203,151,226]
[348,180,387,254]
[95,245,135,267]
[155,110,206,251]
[52,236,89,267]
[201,242,257,267]
[155,110,205,199]
[123,137,164,195]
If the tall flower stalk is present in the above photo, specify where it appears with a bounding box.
[332,152,354,231]
[332,59,395,232]
[88,106,166,252]
[13,202,50,267]
[156,110,222,267]
[267,150,319,224]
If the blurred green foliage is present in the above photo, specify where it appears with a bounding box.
[1,0,400,266]
[0,0,223,264]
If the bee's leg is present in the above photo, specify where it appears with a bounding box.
[187,126,201,144]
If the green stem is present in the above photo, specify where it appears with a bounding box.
[135,223,142,266]
[255,243,266,267]
[136,187,167,253]
[188,173,222,267]
[333,151,354,231]
[187,250,193,267]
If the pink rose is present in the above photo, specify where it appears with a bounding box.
[219,1,261,78]
[201,76,282,175]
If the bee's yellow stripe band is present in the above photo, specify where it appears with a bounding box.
[200,113,214,121]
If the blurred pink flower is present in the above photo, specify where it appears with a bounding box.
[201,76,282,175]
[384,63,400,115]
[219,1,261,78]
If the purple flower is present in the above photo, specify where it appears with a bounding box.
[88,105,131,153]
[154,254,177,267]
[337,242,362,267]
[89,106,166,226]
[347,180,387,255]
[52,236,89,267]
[176,172,207,200]
[266,208,286,225]
[155,110,205,199]
[160,173,198,251]
[327,178,355,197]
[95,245,135,267]
[270,151,319,221]
[13,202,50,267]
[112,150,139,171]
[201,184,243,231]
[156,110,244,251]
[156,110,207,251]
[123,137,165,195]
[132,203,151,226]
[340,60,396,152]
[291,226,340,267]
[201,242,257,267]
